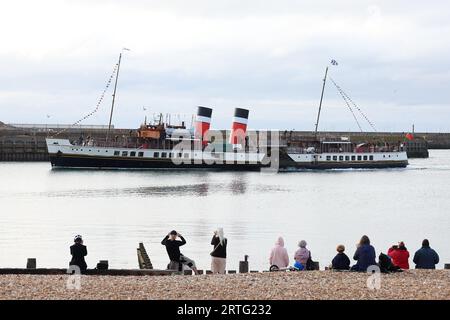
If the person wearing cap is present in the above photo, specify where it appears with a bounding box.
[70,235,87,272]
[161,230,198,275]
[388,241,410,269]
[413,239,439,269]
[331,245,350,270]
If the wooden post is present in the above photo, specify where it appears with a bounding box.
[239,255,249,273]
[26,258,36,269]
[137,242,153,269]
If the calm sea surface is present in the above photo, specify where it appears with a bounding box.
[0,150,449,271]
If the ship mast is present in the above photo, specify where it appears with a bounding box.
[314,66,329,139]
[106,51,125,143]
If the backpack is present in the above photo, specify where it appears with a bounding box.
[306,256,319,270]
[379,253,402,273]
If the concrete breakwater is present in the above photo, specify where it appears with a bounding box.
[0,122,441,161]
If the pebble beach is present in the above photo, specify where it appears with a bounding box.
[1,270,449,300]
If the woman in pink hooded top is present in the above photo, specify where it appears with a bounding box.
[269,237,289,268]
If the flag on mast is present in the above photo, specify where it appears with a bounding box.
[330,59,338,66]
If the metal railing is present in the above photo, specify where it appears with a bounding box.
[7,123,114,130]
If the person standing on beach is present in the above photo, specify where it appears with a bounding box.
[269,236,289,269]
[210,228,227,274]
[161,230,199,275]
[351,235,376,272]
[413,239,439,269]
[388,242,410,269]
[69,235,87,272]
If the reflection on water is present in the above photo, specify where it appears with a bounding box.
[2,177,287,199]
[0,150,449,271]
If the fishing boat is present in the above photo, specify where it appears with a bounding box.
[46,55,408,171]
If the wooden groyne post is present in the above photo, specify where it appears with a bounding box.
[239,255,249,273]
[26,258,36,269]
[137,242,153,269]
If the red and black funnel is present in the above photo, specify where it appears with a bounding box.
[229,108,249,145]
[195,106,213,145]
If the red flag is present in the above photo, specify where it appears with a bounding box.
[405,133,414,141]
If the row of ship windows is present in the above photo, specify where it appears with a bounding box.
[71,148,189,159]
[317,154,398,161]
[113,150,190,159]
[325,155,374,161]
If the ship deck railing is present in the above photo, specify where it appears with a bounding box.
[286,147,405,154]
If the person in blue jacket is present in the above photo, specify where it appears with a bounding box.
[351,235,376,272]
[413,239,439,269]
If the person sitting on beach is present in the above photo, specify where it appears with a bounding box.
[294,240,310,269]
[413,239,439,269]
[69,235,87,272]
[210,228,227,274]
[331,245,350,270]
[387,242,410,269]
[350,235,376,272]
[269,236,289,269]
[161,230,199,275]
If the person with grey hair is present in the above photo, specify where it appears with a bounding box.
[210,228,227,274]
[294,240,311,269]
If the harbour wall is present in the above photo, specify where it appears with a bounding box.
[1,124,447,161]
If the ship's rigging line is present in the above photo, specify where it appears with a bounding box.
[329,76,378,132]
[329,78,363,132]
[52,60,120,138]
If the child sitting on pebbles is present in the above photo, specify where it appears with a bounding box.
[331,245,350,270]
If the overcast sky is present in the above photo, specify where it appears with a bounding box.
[1,0,449,132]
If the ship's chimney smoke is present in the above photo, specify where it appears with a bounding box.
[195,106,213,146]
[229,108,249,146]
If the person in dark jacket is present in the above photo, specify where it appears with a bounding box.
[161,230,198,274]
[413,239,439,269]
[332,244,350,270]
[351,235,377,272]
[210,228,227,274]
[69,235,87,272]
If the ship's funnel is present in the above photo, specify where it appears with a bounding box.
[229,108,249,146]
[195,106,213,145]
